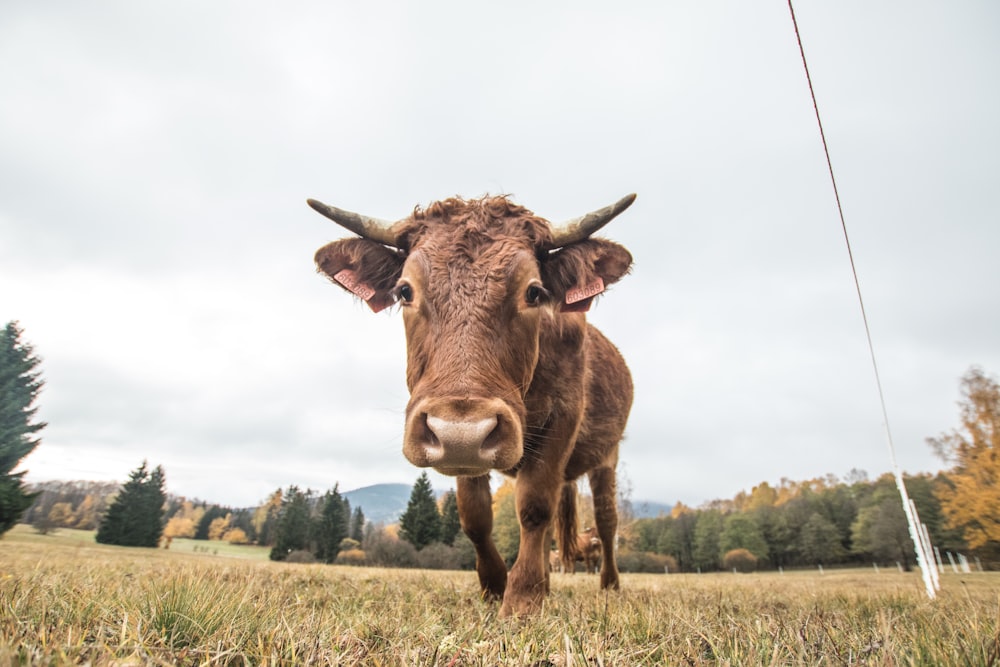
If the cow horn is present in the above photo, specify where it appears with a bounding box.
[546,193,637,249]
[307,198,399,247]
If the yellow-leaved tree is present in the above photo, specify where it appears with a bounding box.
[492,478,520,565]
[928,367,1000,551]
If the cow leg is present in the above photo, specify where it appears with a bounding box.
[457,474,506,602]
[542,525,553,593]
[500,469,560,617]
[588,465,621,590]
[557,482,579,575]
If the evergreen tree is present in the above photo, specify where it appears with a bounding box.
[269,486,312,561]
[350,506,366,542]
[0,322,46,535]
[95,461,167,547]
[315,485,350,563]
[399,472,440,550]
[439,490,461,546]
[692,510,724,571]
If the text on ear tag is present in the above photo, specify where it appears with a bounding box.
[334,269,377,302]
[565,277,605,305]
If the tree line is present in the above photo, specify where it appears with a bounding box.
[3,321,999,571]
[628,470,963,573]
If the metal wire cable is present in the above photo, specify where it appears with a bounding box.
[786,0,939,597]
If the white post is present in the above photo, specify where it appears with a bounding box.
[896,476,937,598]
[918,518,940,591]
[959,554,971,574]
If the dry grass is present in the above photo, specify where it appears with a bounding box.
[1,525,998,665]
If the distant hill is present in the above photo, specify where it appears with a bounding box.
[343,483,412,525]
[632,499,672,519]
[342,481,672,525]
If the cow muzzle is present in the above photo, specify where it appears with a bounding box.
[403,397,523,476]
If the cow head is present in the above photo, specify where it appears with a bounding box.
[311,195,634,477]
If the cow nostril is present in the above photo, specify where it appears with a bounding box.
[420,413,440,448]
[481,414,503,451]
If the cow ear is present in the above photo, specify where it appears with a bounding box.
[315,238,405,313]
[542,239,633,313]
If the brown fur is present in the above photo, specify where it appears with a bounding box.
[315,195,634,616]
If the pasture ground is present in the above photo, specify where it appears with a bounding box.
[1,525,997,666]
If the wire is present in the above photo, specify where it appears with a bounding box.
[786,0,940,598]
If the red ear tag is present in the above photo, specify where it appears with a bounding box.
[565,277,605,306]
[333,269,377,302]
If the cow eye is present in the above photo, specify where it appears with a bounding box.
[395,283,414,304]
[525,284,547,306]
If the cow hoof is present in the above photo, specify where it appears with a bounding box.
[499,593,543,618]
[480,588,504,604]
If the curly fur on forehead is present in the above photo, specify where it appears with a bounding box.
[395,196,555,251]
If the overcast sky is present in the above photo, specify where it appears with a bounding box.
[3,2,997,510]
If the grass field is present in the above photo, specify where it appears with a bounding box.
[1,525,998,665]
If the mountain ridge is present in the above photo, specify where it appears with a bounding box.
[343,482,672,525]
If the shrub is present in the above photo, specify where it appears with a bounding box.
[285,549,316,564]
[339,537,361,552]
[617,550,678,573]
[415,542,476,570]
[334,548,367,566]
[363,529,417,568]
[224,527,249,545]
[723,548,758,573]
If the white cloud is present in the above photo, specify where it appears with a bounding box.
[4,1,999,508]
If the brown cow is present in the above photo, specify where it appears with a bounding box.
[549,549,562,573]
[310,194,634,616]
[564,526,602,575]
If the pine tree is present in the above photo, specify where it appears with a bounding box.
[399,472,441,550]
[269,486,313,561]
[315,485,350,563]
[350,506,366,542]
[439,490,461,546]
[0,321,46,535]
[95,461,167,547]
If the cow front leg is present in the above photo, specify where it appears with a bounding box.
[457,474,506,601]
[500,471,559,617]
[589,465,621,590]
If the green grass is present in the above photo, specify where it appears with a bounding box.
[2,525,998,665]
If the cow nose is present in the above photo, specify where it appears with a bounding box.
[418,411,502,473]
[425,414,498,453]
[403,396,523,475]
